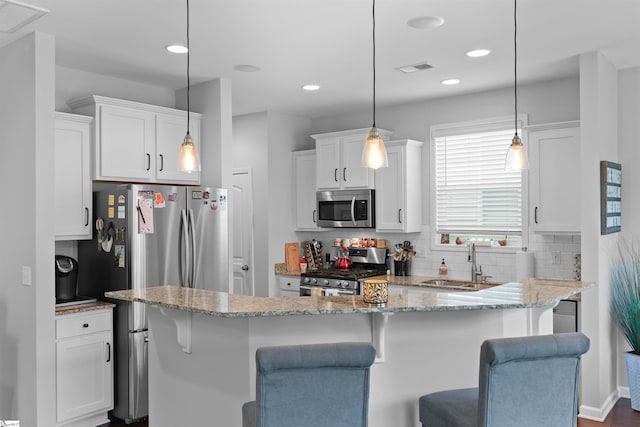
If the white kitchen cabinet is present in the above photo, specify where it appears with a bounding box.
[70,95,201,185]
[528,121,580,233]
[277,275,300,297]
[55,113,93,240]
[312,128,393,190]
[375,139,424,233]
[56,307,113,427]
[293,150,324,231]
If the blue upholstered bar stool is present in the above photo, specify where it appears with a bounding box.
[419,332,590,427]
[242,342,376,427]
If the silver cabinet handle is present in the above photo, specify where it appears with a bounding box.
[398,209,403,223]
[84,207,89,227]
[343,167,347,182]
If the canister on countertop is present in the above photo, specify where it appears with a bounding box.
[439,259,448,276]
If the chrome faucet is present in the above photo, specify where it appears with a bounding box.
[468,242,483,282]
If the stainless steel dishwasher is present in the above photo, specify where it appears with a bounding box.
[553,299,578,333]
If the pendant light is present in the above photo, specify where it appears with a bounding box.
[361,0,388,170]
[179,0,201,173]
[505,0,528,171]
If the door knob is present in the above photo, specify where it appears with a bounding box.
[241,265,249,271]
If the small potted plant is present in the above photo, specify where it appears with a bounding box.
[610,241,640,411]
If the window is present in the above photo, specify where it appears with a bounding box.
[431,116,526,247]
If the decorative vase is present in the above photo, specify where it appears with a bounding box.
[625,352,640,411]
[362,279,388,306]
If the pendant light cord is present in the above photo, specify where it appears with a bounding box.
[372,0,376,128]
[186,0,191,135]
[513,0,518,137]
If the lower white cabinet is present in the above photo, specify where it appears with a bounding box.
[277,275,301,297]
[55,308,113,427]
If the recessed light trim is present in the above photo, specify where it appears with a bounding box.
[166,44,188,54]
[302,84,320,91]
[407,16,444,30]
[234,64,261,72]
[441,78,460,85]
[466,49,491,58]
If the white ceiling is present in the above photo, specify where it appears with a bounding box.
[1,0,639,118]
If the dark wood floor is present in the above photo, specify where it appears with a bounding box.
[106,398,639,426]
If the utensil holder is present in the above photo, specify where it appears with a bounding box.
[394,260,410,276]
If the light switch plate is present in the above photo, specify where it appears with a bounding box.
[22,266,31,286]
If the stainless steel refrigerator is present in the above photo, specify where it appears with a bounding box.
[77,184,229,423]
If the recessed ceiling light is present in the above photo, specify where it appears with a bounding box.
[166,44,188,54]
[234,64,261,72]
[466,49,491,58]
[407,16,444,30]
[302,84,320,91]
[441,78,460,85]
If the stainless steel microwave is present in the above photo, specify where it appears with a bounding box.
[316,189,375,228]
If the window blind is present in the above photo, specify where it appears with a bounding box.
[434,128,522,236]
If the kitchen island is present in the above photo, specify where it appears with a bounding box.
[106,279,592,427]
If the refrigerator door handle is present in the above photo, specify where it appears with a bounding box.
[179,209,190,287]
[187,209,197,288]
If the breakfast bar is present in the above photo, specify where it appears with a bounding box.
[106,279,593,427]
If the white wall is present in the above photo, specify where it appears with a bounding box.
[232,112,310,296]
[578,52,620,421]
[616,67,640,391]
[56,65,175,112]
[0,33,56,426]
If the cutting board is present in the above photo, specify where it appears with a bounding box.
[284,242,301,273]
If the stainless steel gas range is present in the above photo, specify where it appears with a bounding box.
[299,247,388,296]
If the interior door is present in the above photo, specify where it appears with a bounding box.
[231,170,254,295]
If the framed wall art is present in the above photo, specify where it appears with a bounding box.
[600,161,621,235]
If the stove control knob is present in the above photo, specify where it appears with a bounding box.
[339,281,348,288]
[322,279,330,286]
[310,278,317,285]
[303,277,311,284]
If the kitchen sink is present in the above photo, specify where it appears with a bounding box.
[420,279,482,291]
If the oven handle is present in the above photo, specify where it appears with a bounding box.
[299,284,357,296]
[351,196,356,226]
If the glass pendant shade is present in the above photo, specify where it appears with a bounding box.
[179,131,200,173]
[361,127,388,170]
[505,133,528,171]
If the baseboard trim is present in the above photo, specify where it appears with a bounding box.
[618,386,630,398]
[579,391,619,422]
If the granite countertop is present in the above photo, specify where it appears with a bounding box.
[55,300,116,316]
[105,278,593,318]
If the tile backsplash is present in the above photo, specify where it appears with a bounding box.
[295,229,581,283]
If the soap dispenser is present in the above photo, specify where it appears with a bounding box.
[439,259,448,276]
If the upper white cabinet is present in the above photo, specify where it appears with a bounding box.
[55,113,93,240]
[528,121,580,233]
[293,150,323,231]
[70,96,201,185]
[312,128,393,190]
[375,139,424,233]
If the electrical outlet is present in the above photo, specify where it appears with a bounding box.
[22,266,32,286]
[552,252,562,265]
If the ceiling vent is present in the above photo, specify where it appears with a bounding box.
[397,62,434,74]
[0,0,49,33]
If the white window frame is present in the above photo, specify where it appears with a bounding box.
[429,115,529,252]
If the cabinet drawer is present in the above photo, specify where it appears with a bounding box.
[56,310,112,340]
[278,276,300,296]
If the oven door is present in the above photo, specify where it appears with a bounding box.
[299,285,358,296]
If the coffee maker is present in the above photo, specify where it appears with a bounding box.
[55,255,78,303]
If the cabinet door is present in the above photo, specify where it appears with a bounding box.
[315,138,341,189]
[375,145,404,231]
[56,332,113,423]
[54,116,92,240]
[529,124,580,233]
[341,134,372,188]
[98,105,155,181]
[294,151,320,230]
[155,113,201,184]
